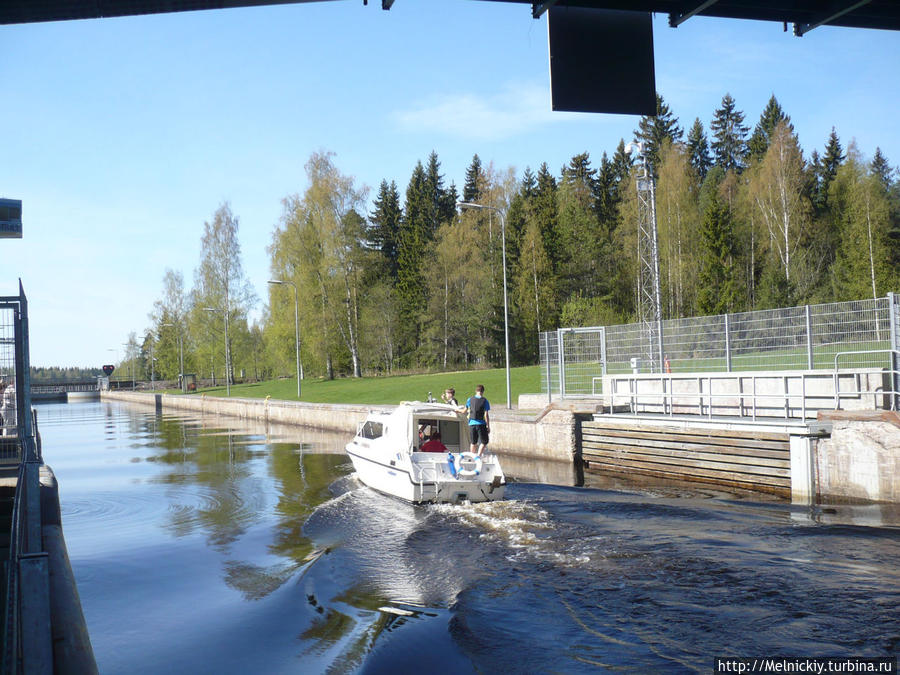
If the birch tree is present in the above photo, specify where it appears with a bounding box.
[747,122,811,289]
[830,146,895,301]
[191,203,256,385]
[150,268,189,379]
[272,152,368,378]
[656,140,700,317]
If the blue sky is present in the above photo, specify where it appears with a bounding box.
[1,1,898,367]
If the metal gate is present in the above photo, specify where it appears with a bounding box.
[540,327,606,399]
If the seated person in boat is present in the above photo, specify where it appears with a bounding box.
[418,420,434,442]
[419,431,448,453]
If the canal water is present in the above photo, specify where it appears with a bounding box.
[39,401,899,673]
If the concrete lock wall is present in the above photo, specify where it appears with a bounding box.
[100,391,578,463]
[811,412,900,503]
[99,392,900,503]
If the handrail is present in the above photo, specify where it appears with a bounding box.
[833,349,900,412]
[833,348,899,370]
[607,357,899,420]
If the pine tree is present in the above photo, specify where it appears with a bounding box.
[558,153,605,299]
[697,192,740,315]
[396,161,429,362]
[710,93,749,173]
[533,162,560,272]
[560,152,597,196]
[634,93,683,173]
[871,147,894,191]
[686,117,712,180]
[821,127,845,202]
[747,95,792,163]
[463,154,485,203]
[595,152,619,225]
[521,167,537,200]
[611,139,634,185]
[808,149,826,211]
[424,151,456,235]
[368,180,402,279]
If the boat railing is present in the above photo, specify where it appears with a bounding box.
[411,457,443,483]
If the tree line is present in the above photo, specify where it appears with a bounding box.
[123,92,899,384]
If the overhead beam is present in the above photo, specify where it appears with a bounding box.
[532,1,559,19]
[382,0,395,9]
[794,0,873,36]
[668,0,719,28]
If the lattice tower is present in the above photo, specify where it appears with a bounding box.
[633,145,663,372]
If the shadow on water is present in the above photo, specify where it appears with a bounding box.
[37,401,900,674]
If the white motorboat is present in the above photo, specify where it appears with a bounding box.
[345,401,506,504]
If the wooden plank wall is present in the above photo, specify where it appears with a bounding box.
[581,420,791,495]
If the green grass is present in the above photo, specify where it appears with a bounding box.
[180,365,543,406]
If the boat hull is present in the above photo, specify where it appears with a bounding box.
[346,445,505,504]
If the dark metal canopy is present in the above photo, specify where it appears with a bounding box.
[3,0,900,35]
[3,1,896,115]
[506,1,900,36]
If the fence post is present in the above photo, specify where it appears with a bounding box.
[724,313,732,372]
[557,329,566,399]
[601,327,607,377]
[657,318,664,375]
[545,332,552,405]
[889,292,899,410]
[805,305,814,370]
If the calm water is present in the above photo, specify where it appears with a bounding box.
[38,401,899,673]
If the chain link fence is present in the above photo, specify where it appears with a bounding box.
[541,294,899,398]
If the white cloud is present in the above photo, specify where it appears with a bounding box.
[392,82,583,141]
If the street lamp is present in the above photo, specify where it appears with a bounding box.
[145,333,156,385]
[268,279,302,399]
[122,342,135,390]
[106,348,118,387]
[203,307,230,396]
[457,201,512,409]
[161,322,185,392]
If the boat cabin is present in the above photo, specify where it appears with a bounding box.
[357,403,467,454]
[414,413,465,452]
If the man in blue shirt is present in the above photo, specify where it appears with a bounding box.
[465,384,491,457]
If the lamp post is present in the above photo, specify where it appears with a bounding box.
[107,348,118,388]
[145,333,155,385]
[457,201,511,409]
[122,342,135,390]
[203,307,230,396]
[161,322,185,392]
[268,279,301,399]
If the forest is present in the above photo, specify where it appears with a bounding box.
[117,93,900,384]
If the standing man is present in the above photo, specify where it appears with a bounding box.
[465,384,491,457]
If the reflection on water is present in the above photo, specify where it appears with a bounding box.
[38,401,900,674]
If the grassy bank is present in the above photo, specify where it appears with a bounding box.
[188,365,542,406]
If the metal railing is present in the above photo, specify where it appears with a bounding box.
[30,382,98,394]
[2,283,52,675]
[833,350,900,412]
[541,293,899,399]
[605,353,898,421]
